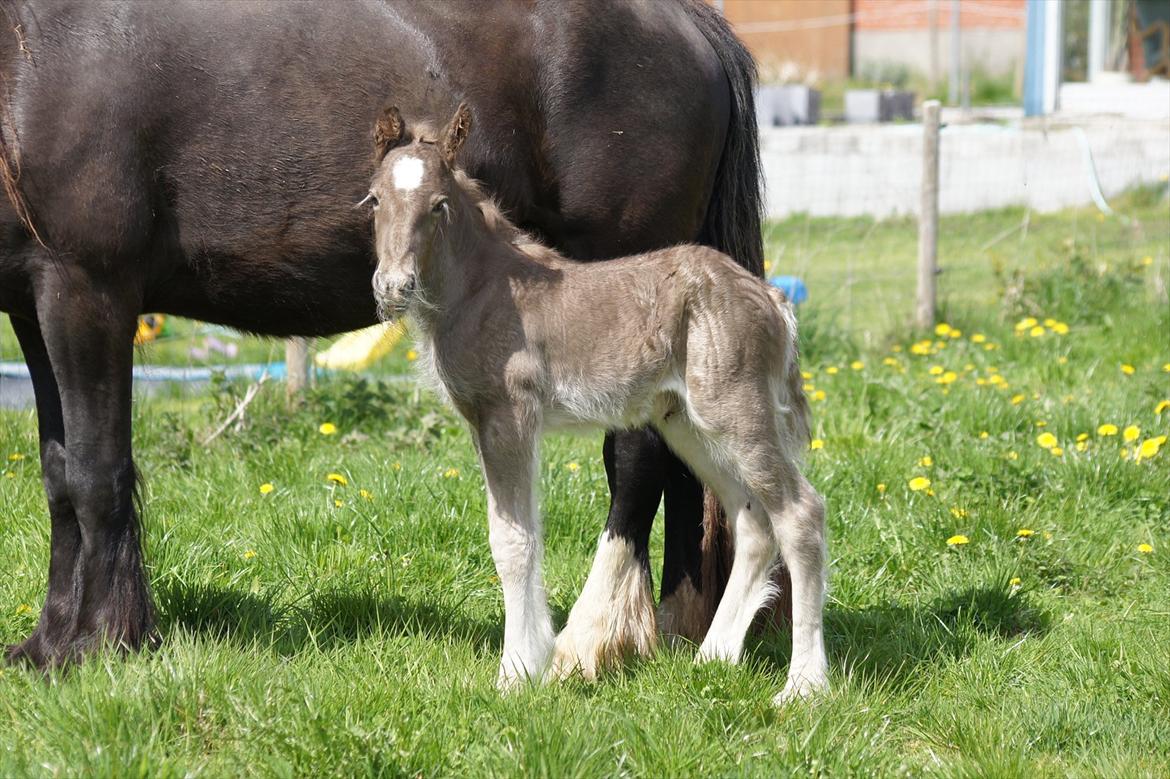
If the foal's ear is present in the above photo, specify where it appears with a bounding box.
[374,105,405,161]
[441,102,472,167]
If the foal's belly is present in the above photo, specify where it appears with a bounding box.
[543,377,684,433]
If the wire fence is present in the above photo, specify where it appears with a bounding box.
[761,108,1170,347]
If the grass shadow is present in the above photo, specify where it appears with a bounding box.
[750,583,1050,693]
[157,580,502,657]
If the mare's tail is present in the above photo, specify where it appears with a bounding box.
[679,0,774,629]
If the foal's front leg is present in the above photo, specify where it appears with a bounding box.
[475,413,554,688]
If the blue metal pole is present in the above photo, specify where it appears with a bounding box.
[1024,0,1046,116]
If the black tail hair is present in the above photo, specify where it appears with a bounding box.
[681,0,765,277]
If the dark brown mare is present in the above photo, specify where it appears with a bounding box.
[0,0,771,670]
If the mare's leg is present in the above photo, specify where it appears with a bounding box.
[475,410,554,688]
[548,428,661,679]
[5,315,81,666]
[8,273,153,667]
[657,454,709,643]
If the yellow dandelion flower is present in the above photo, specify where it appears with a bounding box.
[1163,363,1170,373]
[1141,256,1153,266]
[928,365,944,376]
[392,461,402,471]
[936,371,958,385]
[1075,433,1089,442]
[1050,447,1063,456]
[1097,424,1118,436]
[443,467,460,479]
[359,489,374,500]
[1138,436,1166,460]
[949,329,962,339]
[1137,543,1153,554]
[950,506,967,519]
[1075,441,1088,452]
[1015,317,1038,332]
[15,603,33,616]
[1007,451,1019,460]
[1035,420,1047,427]
[4,472,14,479]
[1120,364,1135,375]
[1043,318,1057,327]
[850,360,864,371]
[7,452,24,462]
[1017,528,1034,538]
[1120,447,1129,459]
[946,535,969,547]
[259,482,274,495]
[1057,356,1068,365]
[1011,394,1025,405]
[1036,432,1058,449]
[908,476,931,492]
[803,383,815,392]
[812,390,826,402]
[975,377,988,386]
[763,259,773,274]
[333,498,344,508]
[883,357,899,367]
[934,323,952,336]
[1051,322,1069,335]
[801,370,813,380]
[566,462,581,472]
[326,472,348,486]
[918,455,933,467]
[876,483,887,494]
[979,431,989,439]
[406,349,419,362]
[1029,325,1045,338]
[810,439,825,450]
[971,333,986,343]
[825,366,839,375]
[984,343,998,351]
[1009,577,1021,586]
[1154,400,1169,415]
[318,422,338,436]
[910,341,932,355]
[243,549,257,560]
[1123,425,1140,442]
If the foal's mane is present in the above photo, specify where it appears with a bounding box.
[450,169,560,264]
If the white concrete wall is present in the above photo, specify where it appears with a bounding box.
[760,118,1170,219]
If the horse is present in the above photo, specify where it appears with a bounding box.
[0,0,771,671]
[365,103,828,701]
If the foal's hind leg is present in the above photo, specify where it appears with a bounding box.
[769,476,829,704]
[655,418,779,664]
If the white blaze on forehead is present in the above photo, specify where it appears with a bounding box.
[392,156,425,191]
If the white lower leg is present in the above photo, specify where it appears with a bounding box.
[697,502,778,663]
[773,491,829,704]
[548,531,656,680]
[492,519,555,687]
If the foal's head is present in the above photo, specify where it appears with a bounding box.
[365,103,472,318]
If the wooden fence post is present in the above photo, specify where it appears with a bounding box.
[916,99,941,331]
[285,337,311,402]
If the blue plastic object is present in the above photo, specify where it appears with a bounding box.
[770,275,808,305]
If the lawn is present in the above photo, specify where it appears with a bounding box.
[1,193,1167,776]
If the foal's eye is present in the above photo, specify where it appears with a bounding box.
[431,196,448,213]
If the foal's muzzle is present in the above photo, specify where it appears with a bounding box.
[373,270,415,320]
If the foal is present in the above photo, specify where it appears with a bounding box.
[365,104,829,704]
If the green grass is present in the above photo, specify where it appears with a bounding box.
[1,195,1168,776]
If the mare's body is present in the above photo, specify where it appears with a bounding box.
[0,0,765,668]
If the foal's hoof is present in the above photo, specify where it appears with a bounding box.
[772,672,829,706]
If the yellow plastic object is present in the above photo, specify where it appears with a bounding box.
[133,314,166,345]
[314,321,408,371]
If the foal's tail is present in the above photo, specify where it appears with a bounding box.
[681,0,771,629]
